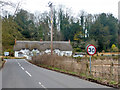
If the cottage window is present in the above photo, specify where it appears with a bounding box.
[47,48,50,50]
[22,48,25,50]
[26,48,29,50]
[34,48,37,50]
[18,52,23,57]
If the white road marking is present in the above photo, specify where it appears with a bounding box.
[38,82,47,90]
[25,71,32,77]
[17,62,21,66]
[16,59,47,89]
[6,59,48,89]
[18,63,21,67]
[41,85,46,88]
[21,67,24,70]
[17,61,25,70]
[39,82,42,85]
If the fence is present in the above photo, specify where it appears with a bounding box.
[32,55,119,83]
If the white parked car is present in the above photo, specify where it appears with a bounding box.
[73,54,84,57]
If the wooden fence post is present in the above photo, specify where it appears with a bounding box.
[86,62,89,76]
[110,62,114,81]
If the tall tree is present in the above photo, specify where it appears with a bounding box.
[2,15,25,51]
[89,13,118,51]
[15,9,37,39]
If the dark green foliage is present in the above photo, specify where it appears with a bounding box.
[2,8,119,53]
[89,13,118,52]
[2,15,25,51]
[15,9,37,39]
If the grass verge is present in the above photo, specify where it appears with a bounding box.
[0,60,5,70]
[3,56,25,59]
[28,60,119,89]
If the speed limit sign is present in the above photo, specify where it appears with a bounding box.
[87,44,96,55]
[86,44,96,74]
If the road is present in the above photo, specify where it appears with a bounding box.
[2,59,114,89]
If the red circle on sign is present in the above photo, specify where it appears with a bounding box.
[87,44,96,56]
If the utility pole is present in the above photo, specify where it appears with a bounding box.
[118,1,120,23]
[48,2,53,55]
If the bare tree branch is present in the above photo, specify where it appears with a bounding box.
[0,1,15,8]
[13,2,21,16]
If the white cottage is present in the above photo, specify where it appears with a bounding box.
[13,41,73,59]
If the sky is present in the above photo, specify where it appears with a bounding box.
[1,0,120,18]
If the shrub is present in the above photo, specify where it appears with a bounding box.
[111,44,119,52]
[75,48,82,52]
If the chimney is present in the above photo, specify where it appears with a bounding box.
[69,39,70,44]
[40,39,43,42]
[15,39,16,45]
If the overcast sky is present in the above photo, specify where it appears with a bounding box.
[2,0,120,18]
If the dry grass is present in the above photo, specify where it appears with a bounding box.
[32,54,119,86]
[0,61,2,69]
[0,57,5,69]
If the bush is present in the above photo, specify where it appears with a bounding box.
[75,48,82,52]
[101,54,104,56]
[92,56,98,60]
[112,54,115,56]
[111,44,119,52]
[2,57,3,61]
[4,57,8,59]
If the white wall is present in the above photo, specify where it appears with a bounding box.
[31,49,40,56]
[45,49,51,54]
[24,55,32,60]
[45,49,72,56]
[60,51,72,56]
[54,49,60,55]
[20,49,30,55]
[15,49,33,60]
[14,51,19,57]
[15,49,72,59]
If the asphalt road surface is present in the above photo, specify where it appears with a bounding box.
[2,59,114,89]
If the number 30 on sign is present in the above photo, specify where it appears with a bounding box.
[86,44,96,56]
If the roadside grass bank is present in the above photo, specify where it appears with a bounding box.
[0,56,24,70]
[0,57,5,70]
[3,56,25,59]
[28,54,119,89]
[28,60,118,89]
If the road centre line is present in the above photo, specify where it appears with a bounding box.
[21,67,24,70]
[25,71,32,77]
[41,85,46,89]
[17,61,24,70]
[17,60,47,89]
[38,82,47,90]
[17,60,31,77]
[17,61,20,65]
[39,82,42,85]
[18,63,21,67]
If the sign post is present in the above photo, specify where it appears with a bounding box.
[90,55,91,74]
[86,44,96,75]
[4,52,9,56]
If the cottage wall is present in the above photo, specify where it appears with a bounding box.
[60,51,72,56]
[45,49,51,54]
[14,51,19,57]
[14,41,73,59]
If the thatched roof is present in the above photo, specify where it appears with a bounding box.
[14,41,73,51]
